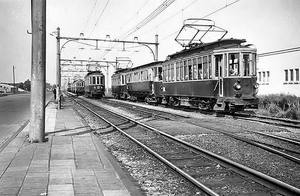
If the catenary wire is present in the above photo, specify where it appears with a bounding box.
[88,0,110,38]
[258,46,300,57]
[160,0,241,42]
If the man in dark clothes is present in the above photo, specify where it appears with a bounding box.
[53,85,56,100]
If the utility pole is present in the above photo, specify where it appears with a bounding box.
[29,0,46,142]
[12,65,16,93]
[56,27,61,109]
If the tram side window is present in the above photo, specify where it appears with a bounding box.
[171,63,175,81]
[208,55,212,79]
[126,74,130,83]
[193,58,197,80]
[176,62,180,81]
[203,56,208,79]
[188,59,192,80]
[180,61,184,81]
[153,67,157,81]
[162,66,166,82]
[134,72,139,82]
[229,53,240,76]
[224,54,228,77]
[243,54,250,76]
[198,57,202,80]
[141,71,144,81]
[184,60,188,80]
[121,75,125,84]
[166,65,169,82]
[169,64,172,81]
[158,67,162,81]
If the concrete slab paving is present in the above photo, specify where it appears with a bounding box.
[0,98,143,195]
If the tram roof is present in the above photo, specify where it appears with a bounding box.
[86,70,103,76]
[115,61,163,74]
[168,38,247,59]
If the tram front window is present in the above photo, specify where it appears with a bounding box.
[229,53,239,76]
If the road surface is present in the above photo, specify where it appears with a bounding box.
[0,92,53,148]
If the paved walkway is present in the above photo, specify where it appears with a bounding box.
[0,98,140,196]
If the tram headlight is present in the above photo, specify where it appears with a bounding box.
[233,80,242,91]
[253,83,259,95]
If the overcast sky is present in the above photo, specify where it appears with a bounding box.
[1,0,300,85]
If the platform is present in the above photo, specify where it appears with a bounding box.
[0,97,141,196]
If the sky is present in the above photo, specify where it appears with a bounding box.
[1,0,300,86]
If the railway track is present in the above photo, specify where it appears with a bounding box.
[233,112,300,129]
[98,101,300,160]
[103,96,300,129]
[80,96,300,167]
[69,95,300,196]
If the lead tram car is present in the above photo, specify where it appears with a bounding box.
[84,71,105,98]
[161,19,259,112]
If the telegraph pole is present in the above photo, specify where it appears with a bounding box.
[56,27,61,109]
[29,0,46,142]
[12,65,16,93]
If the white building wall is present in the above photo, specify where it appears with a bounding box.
[257,52,300,96]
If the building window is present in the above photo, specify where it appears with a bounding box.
[258,72,261,82]
[262,72,265,82]
[284,70,288,82]
[290,69,294,81]
[266,71,270,83]
[296,69,299,82]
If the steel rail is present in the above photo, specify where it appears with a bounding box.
[234,114,300,129]
[213,129,300,164]
[73,97,300,196]
[72,98,219,196]
[251,130,300,145]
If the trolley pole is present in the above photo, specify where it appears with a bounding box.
[29,0,46,143]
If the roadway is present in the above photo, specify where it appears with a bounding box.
[0,92,53,148]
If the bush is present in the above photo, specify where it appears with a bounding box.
[257,94,300,120]
[285,108,300,120]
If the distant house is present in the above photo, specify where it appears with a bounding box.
[0,83,25,93]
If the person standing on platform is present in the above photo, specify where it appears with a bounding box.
[53,85,56,101]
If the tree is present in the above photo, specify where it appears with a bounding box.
[24,79,31,91]
[17,82,24,90]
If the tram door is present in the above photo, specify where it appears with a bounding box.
[215,55,223,97]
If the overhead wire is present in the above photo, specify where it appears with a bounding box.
[116,0,176,40]
[117,0,150,33]
[74,0,110,60]
[258,46,300,57]
[136,0,198,38]
[160,0,241,42]
[88,0,110,38]
[98,0,176,60]
[82,0,98,33]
